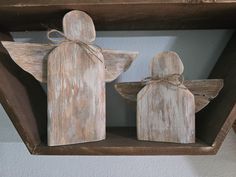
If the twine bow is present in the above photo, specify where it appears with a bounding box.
[138,74,186,100]
[47,29,103,63]
[141,74,185,87]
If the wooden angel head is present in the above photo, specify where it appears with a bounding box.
[63,10,96,43]
[151,52,184,77]
[149,51,185,86]
[1,10,138,146]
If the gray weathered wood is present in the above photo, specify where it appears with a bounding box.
[1,42,54,83]
[48,42,105,146]
[1,41,137,83]
[47,10,106,146]
[103,49,138,82]
[137,51,195,143]
[63,10,96,43]
[115,79,224,113]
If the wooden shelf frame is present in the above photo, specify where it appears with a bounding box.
[0,1,236,155]
[1,0,236,31]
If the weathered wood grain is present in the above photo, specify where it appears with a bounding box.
[103,49,138,82]
[47,10,106,146]
[1,41,138,82]
[63,10,96,42]
[1,42,54,83]
[184,79,224,98]
[115,79,223,113]
[137,51,195,143]
[48,42,105,146]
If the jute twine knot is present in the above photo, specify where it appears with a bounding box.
[141,74,185,87]
[138,74,186,100]
[47,29,103,63]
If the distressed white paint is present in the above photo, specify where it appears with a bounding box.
[48,42,105,146]
[47,11,105,146]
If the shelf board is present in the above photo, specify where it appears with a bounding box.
[35,127,213,155]
[1,0,236,31]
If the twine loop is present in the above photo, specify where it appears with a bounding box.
[141,74,185,87]
[138,74,186,100]
[47,29,103,63]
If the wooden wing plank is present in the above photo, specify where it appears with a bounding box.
[1,41,55,83]
[103,49,138,82]
[184,79,224,98]
[115,79,224,113]
[1,41,138,83]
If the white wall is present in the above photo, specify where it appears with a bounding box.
[1,30,236,177]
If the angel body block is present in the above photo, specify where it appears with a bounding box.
[137,52,195,144]
[48,42,105,146]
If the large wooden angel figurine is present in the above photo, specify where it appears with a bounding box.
[115,52,223,143]
[1,10,138,146]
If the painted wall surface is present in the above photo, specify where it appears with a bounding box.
[0,30,236,177]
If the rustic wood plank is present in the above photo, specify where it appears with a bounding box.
[1,1,236,31]
[48,42,105,146]
[137,52,195,143]
[1,41,138,82]
[34,127,215,155]
[103,49,138,82]
[115,79,223,113]
[47,11,105,146]
[184,79,224,98]
[1,42,53,83]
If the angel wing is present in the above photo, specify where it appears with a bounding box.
[115,79,224,113]
[1,41,138,83]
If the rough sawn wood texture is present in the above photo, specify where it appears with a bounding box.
[137,52,195,143]
[1,41,138,83]
[115,79,224,113]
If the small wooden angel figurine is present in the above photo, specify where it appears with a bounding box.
[1,10,138,146]
[137,52,195,143]
[115,51,224,144]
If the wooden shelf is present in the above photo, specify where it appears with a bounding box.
[0,1,236,155]
[35,127,213,155]
[1,0,236,31]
